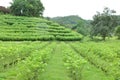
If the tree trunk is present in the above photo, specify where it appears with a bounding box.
[102,36,106,41]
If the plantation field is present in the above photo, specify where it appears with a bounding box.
[0,14,120,80]
[0,15,82,41]
[0,41,120,80]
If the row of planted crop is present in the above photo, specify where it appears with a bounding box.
[0,30,75,34]
[0,26,75,35]
[0,32,48,35]
[0,15,48,23]
[0,35,55,41]
[0,34,81,42]
[0,42,50,71]
[60,42,87,80]
[0,42,56,80]
[0,25,65,31]
[0,29,79,37]
[70,42,120,80]
[0,36,82,41]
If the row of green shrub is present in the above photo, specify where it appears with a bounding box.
[0,35,54,41]
[0,35,82,41]
[56,35,82,41]
[0,15,83,41]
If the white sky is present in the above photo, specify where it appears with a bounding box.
[0,0,120,20]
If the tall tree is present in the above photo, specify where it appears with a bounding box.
[91,7,118,40]
[10,0,44,17]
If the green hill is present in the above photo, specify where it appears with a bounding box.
[51,15,82,28]
[51,15,92,36]
[0,15,82,41]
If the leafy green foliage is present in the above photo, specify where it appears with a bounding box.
[91,7,118,40]
[0,42,49,71]
[0,42,56,80]
[0,41,119,80]
[62,43,86,80]
[70,41,120,80]
[10,0,44,17]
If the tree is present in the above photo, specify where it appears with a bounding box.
[115,26,120,39]
[91,7,118,40]
[10,0,44,17]
[0,6,10,14]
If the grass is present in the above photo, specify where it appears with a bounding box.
[38,43,72,80]
[81,63,114,80]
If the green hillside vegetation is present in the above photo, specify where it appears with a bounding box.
[51,15,92,36]
[72,20,92,36]
[51,15,82,28]
[0,15,82,41]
